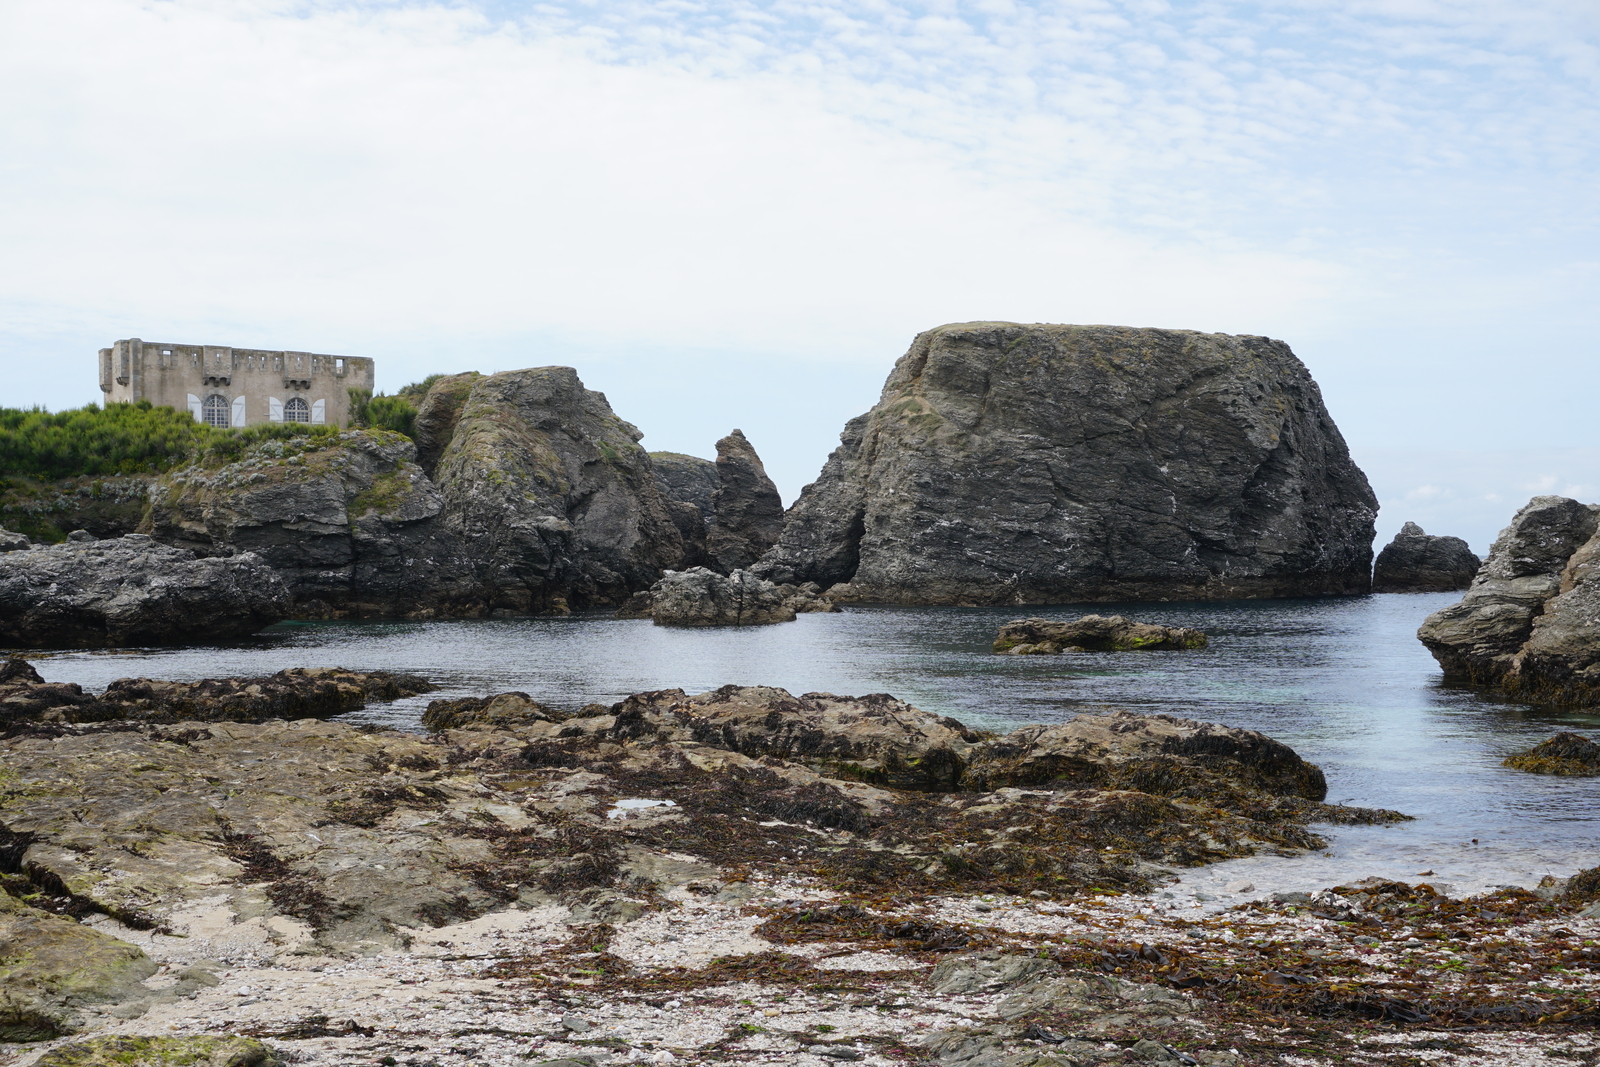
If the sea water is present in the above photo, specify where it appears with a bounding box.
[24,593,1600,900]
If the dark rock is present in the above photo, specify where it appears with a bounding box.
[0,893,157,1041]
[144,429,478,618]
[1372,521,1480,592]
[0,476,155,545]
[960,710,1330,802]
[0,534,290,648]
[1418,495,1600,705]
[410,371,482,478]
[1503,732,1600,776]
[421,691,555,732]
[645,567,833,627]
[30,1036,284,1067]
[753,322,1376,604]
[993,615,1208,654]
[706,430,784,574]
[650,452,719,522]
[431,367,689,611]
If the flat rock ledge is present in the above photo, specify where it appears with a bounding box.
[616,566,836,626]
[993,615,1208,654]
[0,533,291,648]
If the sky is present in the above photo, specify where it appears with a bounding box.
[2,0,1596,554]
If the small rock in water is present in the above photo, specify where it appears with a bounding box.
[1223,880,1255,894]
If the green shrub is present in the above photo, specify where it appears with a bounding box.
[195,422,340,466]
[0,401,214,479]
[348,389,418,437]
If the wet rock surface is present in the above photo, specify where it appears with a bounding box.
[1418,495,1600,706]
[993,617,1208,655]
[0,534,290,648]
[1372,522,1480,593]
[28,1035,282,1067]
[0,893,157,1041]
[420,691,557,732]
[635,567,836,626]
[754,322,1377,605]
[0,659,432,728]
[706,430,785,574]
[1503,732,1600,776]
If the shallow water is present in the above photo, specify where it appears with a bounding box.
[24,593,1600,899]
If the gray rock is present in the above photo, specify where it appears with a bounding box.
[421,691,555,732]
[753,322,1376,604]
[0,534,290,648]
[929,951,1062,995]
[409,371,482,478]
[645,567,832,627]
[993,615,1207,654]
[0,527,31,552]
[431,367,689,612]
[1418,495,1600,705]
[706,430,784,574]
[1372,521,1480,592]
[650,452,719,522]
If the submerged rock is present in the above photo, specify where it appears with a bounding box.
[1503,732,1600,776]
[993,615,1208,654]
[642,567,834,626]
[1418,495,1600,706]
[1372,521,1480,592]
[706,429,784,574]
[754,322,1377,604]
[0,534,290,648]
[0,892,157,1042]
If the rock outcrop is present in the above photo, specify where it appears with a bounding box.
[420,691,556,732]
[409,371,482,477]
[706,430,784,574]
[0,893,158,1042]
[0,657,433,727]
[753,322,1377,604]
[627,567,835,626]
[143,429,478,618]
[1372,521,1480,592]
[1418,495,1600,706]
[993,615,1208,654]
[31,1037,284,1067]
[650,452,719,522]
[1504,732,1600,776]
[0,534,290,648]
[0,526,32,552]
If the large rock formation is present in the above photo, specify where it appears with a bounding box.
[706,429,785,573]
[0,534,290,648]
[1372,521,1480,592]
[992,615,1208,654]
[409,371,481,477]
[753,323,1377,604]
[1418,495,1600,706]
[144,429,477,617]
[650,452,719,522]
[636,567,834,627]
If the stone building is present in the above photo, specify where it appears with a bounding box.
[98,338,375,429]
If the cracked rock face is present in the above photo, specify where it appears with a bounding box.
[0,534,290,648]
[1372,521,1480,593]
[1419,495,1600,706]
[753,322,1377,605]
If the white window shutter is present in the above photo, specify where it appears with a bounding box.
[231,396,247,427]
[269,397,284,422]
[311,399,326,424]
[187,394,203,422]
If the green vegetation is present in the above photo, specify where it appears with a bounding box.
[194,423,341,467]
[0,401,212,480]
[349,374,454,439]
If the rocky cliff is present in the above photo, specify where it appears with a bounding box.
[1418,495,1600,706]
[754,322,1377,604]
[1372,521,1480,592]
[706,429,785,573]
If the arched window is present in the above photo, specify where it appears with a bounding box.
[202,394,230,428]
[284,397,310,423]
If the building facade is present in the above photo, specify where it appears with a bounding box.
[98,338,375,429]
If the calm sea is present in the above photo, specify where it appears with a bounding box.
[22,593,1600,900]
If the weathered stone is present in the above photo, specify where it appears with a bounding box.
[1503,732,1600,776]
[650,452,719,523]
[753,322,1376,604]
[410,372,483,477]
[960,710,1330,802]
[0,527,32,552]
[30,1035,283,1067]
[431,368,689,611]
[144,429,478,618]
[421,692,555,732]
[645,567,833,627]
[0,893,157,1041]
[993,615,1207,654]
[706,430,784,574]
[1418,495,1600,705]
[0,534,290,648]
[1372,521,1480,592]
